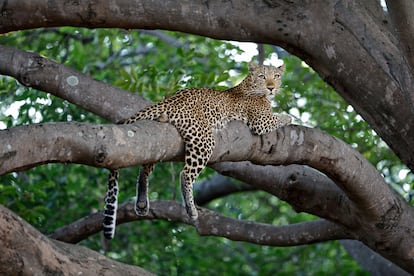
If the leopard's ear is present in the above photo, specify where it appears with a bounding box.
[248,62,259,72]
[278,63,286,72]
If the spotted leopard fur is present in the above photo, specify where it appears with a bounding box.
[103,63,291,239]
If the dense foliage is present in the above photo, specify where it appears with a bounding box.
[1,28,412,274]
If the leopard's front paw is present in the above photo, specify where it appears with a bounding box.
[277,114,292,127]
[283,114,292,124]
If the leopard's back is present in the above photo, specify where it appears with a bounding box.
[127,86,275,135]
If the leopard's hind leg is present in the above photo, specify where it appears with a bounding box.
[180,128,215,220]
[135,163,155,216]
[102,106,164,238]
[103,169,119,239]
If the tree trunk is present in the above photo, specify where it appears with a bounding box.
[0,205,153,276]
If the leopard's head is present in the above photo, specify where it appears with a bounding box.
[242,62,285,101]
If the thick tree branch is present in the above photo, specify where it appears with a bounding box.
[0,205,153,275]
[1,0,414,171]
[0,45,149,122]
[0,122,403,220]
[49,200,351,246]
[212,162,414,273]
[212,162,355,227]
[194,173,256,206]
[341,240,411,276]
[0,122,390,216]
[0,121,184,173]
[386,0,414,76]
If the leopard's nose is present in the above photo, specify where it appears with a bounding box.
[267,86,274,93]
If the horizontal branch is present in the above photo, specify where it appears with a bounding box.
[194,173,256,206]
[49,200,351,246]
[0,45,149,122]
[0,121,184,173]
[0,121,398,220]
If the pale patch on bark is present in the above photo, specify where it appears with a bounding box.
[112,127,128,146]
[290,129,304,146]
[325,45,336,59]
[66,75,79,86]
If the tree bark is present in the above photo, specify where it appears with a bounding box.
[386,0,414,76]
[341,240,411,276]
[1,0,414,171]
[0,205,153,276]
[194,173,256,206]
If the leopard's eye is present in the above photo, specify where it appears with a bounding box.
[275,73,281,79]
[258,74,266,79]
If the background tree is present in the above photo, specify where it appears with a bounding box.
[0,0,413,274]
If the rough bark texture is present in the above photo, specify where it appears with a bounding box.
[0,205,153,276]
[341,240,411,276]
[386,0,414,76]
[194,173,256,206]
[1,0,414,273]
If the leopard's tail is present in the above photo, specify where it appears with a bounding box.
[103,169,119,239]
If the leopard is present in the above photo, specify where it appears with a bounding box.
[102,62,292,239]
